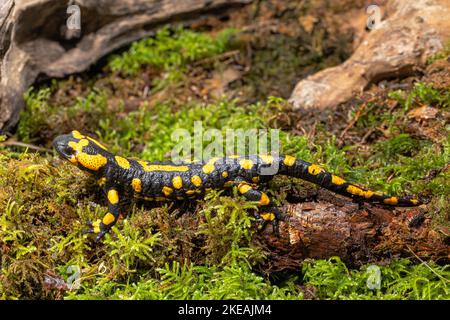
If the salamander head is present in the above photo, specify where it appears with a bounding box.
[53,130,111,173]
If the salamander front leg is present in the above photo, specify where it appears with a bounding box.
[87,187,121,241]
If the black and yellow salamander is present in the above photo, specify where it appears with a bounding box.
[53,130,421,240]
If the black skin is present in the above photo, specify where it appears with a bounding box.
[53,131,421,241]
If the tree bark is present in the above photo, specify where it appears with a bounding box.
[289,0,450,111]
[0,0,251,132]
[260,190,449,272]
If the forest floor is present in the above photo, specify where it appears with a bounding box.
[0,0,449,299]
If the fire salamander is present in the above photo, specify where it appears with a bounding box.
[53,130,421,240]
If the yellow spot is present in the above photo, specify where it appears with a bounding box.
[258,155,274,164]
[308,164,324,175]
[331,175,346,185]
[260,193,270,206]
[72,130,85,139]
[346,185,362,195]
[68,141,80,151]
[202,157,220,174]
[162,186,173,196]
[202,163,215,174]
[363,190,374,199]
[92,219,101,233]
[108,189,119,205]
[102,213,115,225]
[172,176,183,189]
[283,155,296,166]
[132,178,142,193]
[69,139,108,171]
[115,156,130,169]
[411,199,419,205]
[347,184,361,193]
[69,155,78,164]
[78,153,108,171]
[191,175,202,187]
[97,177,106,186]
[69,139,87,150]
[260,213,275,221]
[384,197,398,205]
[138,161,189,172]
[186,190,196,195]
[87,136,108,151]
[238,183,252,194]
[252,176,260,183]
[346,185,375,199]
[240,159,254,170]
[222,171,229,178]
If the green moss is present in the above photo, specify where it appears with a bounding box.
[96,99,270,160]
[303,257,450,300]
[18,86,109,144]
[3,26,450,300]
[389,82,450,111]
[4,90,449,298]
[426,41,450,65]
[108,27,238,77]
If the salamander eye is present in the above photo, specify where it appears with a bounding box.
[65,145,76,155]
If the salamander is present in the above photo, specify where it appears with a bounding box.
[53,130,421,240]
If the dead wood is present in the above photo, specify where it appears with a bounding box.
[289,0,450,111]
[0,0,251,132]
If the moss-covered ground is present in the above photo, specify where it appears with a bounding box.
[0,1,449,299]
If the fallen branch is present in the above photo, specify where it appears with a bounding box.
[0,0,252,132]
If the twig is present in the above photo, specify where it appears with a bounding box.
[360,127,376,144]
[192,50,240,67]
[340,103,367,140]
[406,245,450,283]
[1,140,52,153]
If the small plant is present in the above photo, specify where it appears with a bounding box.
[108,27,238,76]
[105,220,161,272]
[388,82,450,110]
[302,257,450,300]
[426,41,450,64]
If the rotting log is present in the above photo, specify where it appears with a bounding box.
[258,190,449,272]
[0,0,252,132]
[289,0,450,111]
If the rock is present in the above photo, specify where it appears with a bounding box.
[0,0,252,132]
[289,0,450,110]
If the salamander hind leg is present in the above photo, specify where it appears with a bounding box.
[236,179,286,235]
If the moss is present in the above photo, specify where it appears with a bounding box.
[426,41,450,65]
[3,91,449,299]
[303,257,450,300]
[3,26,450,300]
[389,82,450,111]
[108,27,238,77]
